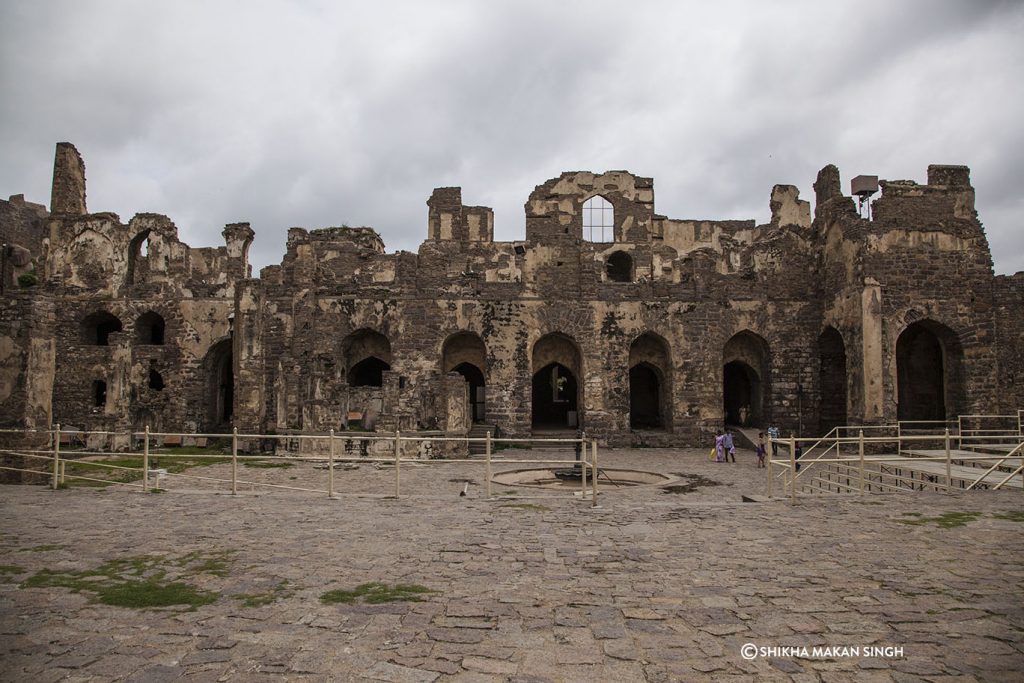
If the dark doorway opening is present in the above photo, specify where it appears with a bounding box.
[818,327,847,434]
[206,340,233,428]
[897,324,946,422]
[441,332,487,422]
[349,357,390,387]
[92,380,107,407]
[82,311,123,346]
[723,361,759,426]
[629,363,662,428]
[452,362,486,422]
[148,369,165,391]
[136,312,165,345]
[531,362,578,428]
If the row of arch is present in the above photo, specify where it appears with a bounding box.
[81,310,165,346]
[140,318,967,433]
[333,321,965,431]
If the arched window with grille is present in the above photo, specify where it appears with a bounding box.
[582,196,614,242]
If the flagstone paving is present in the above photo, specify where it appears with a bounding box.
[1,447,1022,682]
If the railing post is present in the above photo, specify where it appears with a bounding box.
[59,461,65,485]
[142,425,150,491]
[231,428,238,495]
[945,428,952,494]
[591,439,598,507]
[579,431,587,499]
[485,430,492,499]
[394,428,401,499]
[858,429,865,497]
[766,436,773,498]
[52,423,61,490]
[328,428,335,498]
[789,436,797,504]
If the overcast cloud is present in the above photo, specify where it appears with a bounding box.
[1,0,1022,274]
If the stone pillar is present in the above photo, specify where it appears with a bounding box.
[860,278,884,422]
[50,142,87,215]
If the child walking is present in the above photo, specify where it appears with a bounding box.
[755,432,766,468]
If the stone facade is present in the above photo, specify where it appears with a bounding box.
[1,143,1021,450]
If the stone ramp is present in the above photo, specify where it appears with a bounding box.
[730,426,763,451]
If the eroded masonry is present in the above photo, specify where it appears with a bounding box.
[1,143,1022,451]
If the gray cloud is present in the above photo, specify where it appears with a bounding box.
[2,0,1021,274]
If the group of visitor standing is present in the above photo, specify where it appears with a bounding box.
[714,426,782,468]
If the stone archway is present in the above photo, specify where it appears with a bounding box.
[629,332,672,430]
[896,320,965,422]
[442,332,487,423]
[204,339,233,430]
[531,333,582,429]
[819,326,847,434]
[343,329,392,387]
[723,331,770,427]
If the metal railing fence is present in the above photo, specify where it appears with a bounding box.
[767,428,1024,503]
[0,425,600,506]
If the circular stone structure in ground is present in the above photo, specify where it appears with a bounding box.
[492,467,673,489]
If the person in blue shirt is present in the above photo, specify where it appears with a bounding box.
[767,425,780,457]
[722,430,736,462]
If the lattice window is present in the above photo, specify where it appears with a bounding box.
[582,196,614,242]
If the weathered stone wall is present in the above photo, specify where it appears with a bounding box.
[993,273,1024,414]
[0,194,48,291]
[0,143,1019,451]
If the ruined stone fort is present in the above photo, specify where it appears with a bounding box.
[1,143,1021,447]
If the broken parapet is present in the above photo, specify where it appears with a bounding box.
[525,171,655,243]
[768,185,811,230]
[873,165,978,234]
[427,187,494,243]
[50,142,87,215]
[222,222,255,279]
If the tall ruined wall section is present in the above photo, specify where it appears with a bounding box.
[0,195,48,291]
[813,164,1000,425]
[250,172,822,445]
[33,144,255,434]
[993,273,1024,413]
[869,166,998,419]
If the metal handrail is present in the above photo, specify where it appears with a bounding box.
[0,425,603,505]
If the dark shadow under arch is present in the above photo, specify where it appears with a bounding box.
[897,320,965,422]
[532,362,578,428]
[204,339,233,429]
[723,331,770,427]
[819,326,847,434]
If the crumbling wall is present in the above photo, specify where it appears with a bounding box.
[993,273,1024,413]
[0,143,1014,451]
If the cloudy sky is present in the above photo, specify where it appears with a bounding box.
[2,0,1022,274]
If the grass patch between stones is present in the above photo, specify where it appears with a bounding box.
[243,460,295,469]
[0,565,26,579]
[20,551,233,610]
[992,510,1024,522]
[897,511,981,528]
[320,582,435,605]
[60,451,230,487]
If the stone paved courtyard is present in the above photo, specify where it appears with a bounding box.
[1,447,1023,682]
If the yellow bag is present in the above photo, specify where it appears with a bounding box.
[709,448,716,461]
